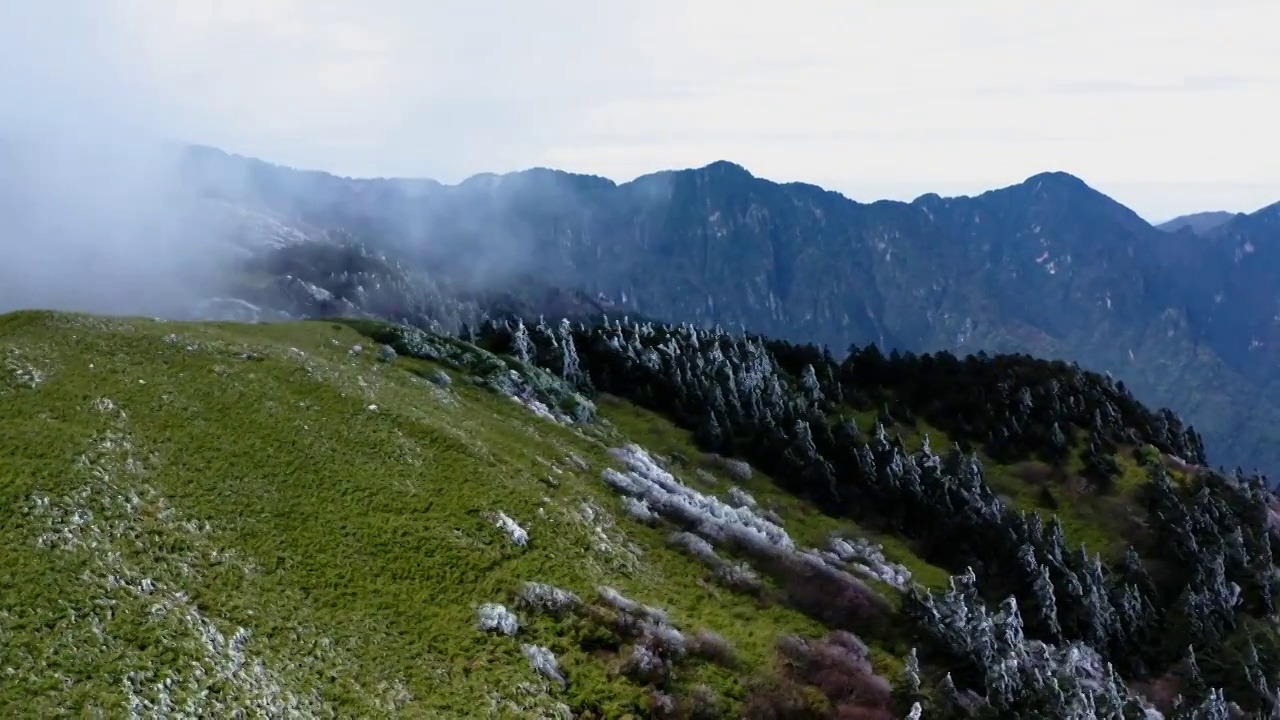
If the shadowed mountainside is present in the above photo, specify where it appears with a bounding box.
[167,146,1280,479]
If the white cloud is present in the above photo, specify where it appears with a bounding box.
[1,0,1278,218]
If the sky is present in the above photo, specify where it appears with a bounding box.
[1,0,1278,221]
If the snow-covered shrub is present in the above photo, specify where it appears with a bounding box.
[714,456,753,483]
[476,603,520,636]
[625,638,675,685]
[646,690,678,718]
[602,444,885,624]
[596,586,669,625]
[516,582,581,616]
[715,562,762,593]
[602,445,793,553]
[621,496,658,524]
[622,619,688,685]
[669,531,719,564]
[371,322,595,424]
[667,531,762,592]
[827,535,913,590]
[521,644,566,688]
[492,511,528,547]
[726,485,757,509]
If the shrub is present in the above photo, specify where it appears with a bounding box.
[515,581,582,616]
[475,603,519,636]
[688,629,737,667]
[741,675,828,720]
[772,557,888,630]
[680,684,723,719]
[775,631,892,715]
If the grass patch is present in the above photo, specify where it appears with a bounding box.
[0,312,868,716]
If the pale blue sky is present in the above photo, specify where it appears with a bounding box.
[2,0,1278,220]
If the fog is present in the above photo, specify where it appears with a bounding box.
[0,3,586,319]
[0,3,249,318]
[2,0,1278,320]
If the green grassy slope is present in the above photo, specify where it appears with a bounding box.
[1,311,959,717]
[3,310,1201,717]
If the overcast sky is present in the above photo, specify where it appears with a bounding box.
[2,0,1277,220]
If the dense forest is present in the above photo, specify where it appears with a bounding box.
[410,314,1280,719]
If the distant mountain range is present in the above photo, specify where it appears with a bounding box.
[1156,210,1240,234]
[6,140,1280,478]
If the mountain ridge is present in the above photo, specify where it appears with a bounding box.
[1157,210,1240,235]
[9,140,1280,478]
[166,145,1280,479]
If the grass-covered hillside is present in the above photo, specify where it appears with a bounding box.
[2,310,1277,718]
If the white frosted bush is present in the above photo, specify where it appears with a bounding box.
[521,644,566,688]
[476,603,520,636]
[726,485,757,508]
[516,582,581,616]
[492,511,528,547]
[596,586,669,625]
[621,496,658,524]
[602,445,793,552]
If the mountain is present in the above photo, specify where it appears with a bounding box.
[161,147,1280,480]
[1157,211,1239,234]
[6,139,1280,475]
[3,308,1274,717]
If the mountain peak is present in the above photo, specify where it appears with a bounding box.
[696,160,754,178]
[1156,210,1238,235]
[1020,170,1091,192]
